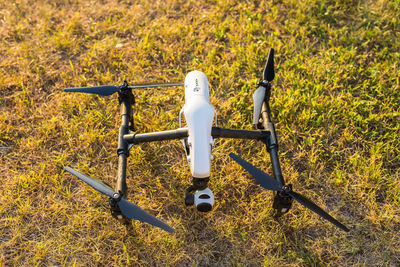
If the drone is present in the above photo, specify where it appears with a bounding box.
[63,48,349,233]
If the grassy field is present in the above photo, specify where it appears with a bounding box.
[1,0,399,265]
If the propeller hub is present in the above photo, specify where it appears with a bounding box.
[281,184,292,194]
[112,192,121,201]
[258,80,269,88]
[120,80,129,90]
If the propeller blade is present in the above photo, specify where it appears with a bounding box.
[128,83,183,89]
[288,191,349,232]
[252,48,274,124]
[263,48,275,82]
[252,85,266,124]
[64,167,114,198]
[64,85,120,96]
[64,167,174,232]
[229,153,282,191]
[118,198,174,233]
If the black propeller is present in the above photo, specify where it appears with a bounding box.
[64,83,183,96]
[253,48,275,124]
[64,85,120,96]
[229,153,349,232]
[128,83,184,89]
[263,48,275,82]
[64,167,174,233]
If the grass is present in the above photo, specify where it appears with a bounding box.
[0,0,399,265]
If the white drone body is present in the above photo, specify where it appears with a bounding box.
[180,71,216,210]
[181,71,216,178]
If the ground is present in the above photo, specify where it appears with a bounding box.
[0,0,399,266]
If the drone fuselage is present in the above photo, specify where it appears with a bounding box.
[181,71,215,179]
